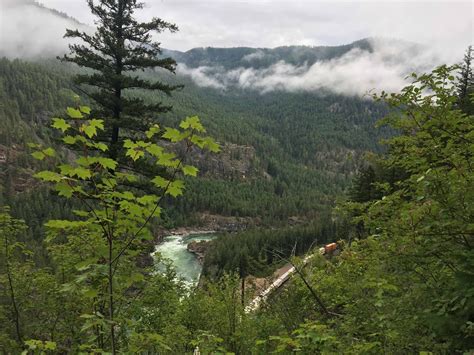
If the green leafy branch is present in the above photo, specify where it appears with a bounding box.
[30,105,219,352]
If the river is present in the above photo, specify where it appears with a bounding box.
[153,233,216,286]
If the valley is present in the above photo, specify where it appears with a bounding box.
[0,0,472,353]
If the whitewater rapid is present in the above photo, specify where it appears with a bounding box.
[153,233,216,286]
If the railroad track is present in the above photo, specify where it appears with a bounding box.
[245,243,336,313]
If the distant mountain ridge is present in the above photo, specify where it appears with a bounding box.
[163,39,373,69]
[162,38,422,70]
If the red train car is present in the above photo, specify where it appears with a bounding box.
[324,242,337,254]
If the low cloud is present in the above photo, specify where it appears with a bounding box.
[0,0,88,59]
[242,50,266,62]
[178,64,227,89]
[177,39,447,96]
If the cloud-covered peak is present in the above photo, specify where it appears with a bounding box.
[175,38,445,96]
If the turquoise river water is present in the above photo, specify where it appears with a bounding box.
[153,233,216,286]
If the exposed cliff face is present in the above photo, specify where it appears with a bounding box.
[0,144,38,193]
[181,142,259,180]
[197,213,257,231]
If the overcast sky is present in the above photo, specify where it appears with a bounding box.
[0,0,471,95]
[37,0,472,53]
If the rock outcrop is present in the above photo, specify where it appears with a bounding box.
[187,240,211,264]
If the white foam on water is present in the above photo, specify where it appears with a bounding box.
[154,233,215,287]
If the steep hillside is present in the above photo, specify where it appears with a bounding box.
[127,65,390,224]
[0,41,391,229]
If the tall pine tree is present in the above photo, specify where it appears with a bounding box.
[60,0,180,158]
[456,45,473,115]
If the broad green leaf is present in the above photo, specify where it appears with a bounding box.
[96,157,117,170]
[151,176,169,189]
[182,165,199,177]
[190,135,205,148]
[151,206,162,218]
[146,124,160,138]
[56,181,74,198]
[157,152,178,167]
[72,167,92,180]
[63,135,77,145]
[123,139,135,148]
[34,171,62,182]
[146,144,164,157]
[94,142,108,151]
[79,106,91,114]
[167,179,185,197]
[180,115,205,132]
[120,201,142,217]
[126,148,144,161]
[43,147,56,157]
[44,342,57,351]
[162,127,182,142]
[76,157,92,166]
[203,137,220,152]
[67,107,83,119]
[89,119,104,131]
[135,140,149,148]
[42,148,56,157]
[52,118,71,132]
[81,123,97,138]
[137,195,158,205]
[59,164,74,175]
[31,151,45,160]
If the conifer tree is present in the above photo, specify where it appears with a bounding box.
[348,165,377,203]
[456,45,473,114]
[60,0,180,158]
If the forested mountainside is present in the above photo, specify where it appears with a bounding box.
[0,59,79,243]
[0,54,389,234]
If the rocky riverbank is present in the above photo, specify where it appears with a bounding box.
[197,213,257,232]
[187,240,211,264]
[154,213,256,244]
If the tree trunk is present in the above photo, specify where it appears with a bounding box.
[108,235,116,354]
[4,234,22,342]
[241,277,245,306]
